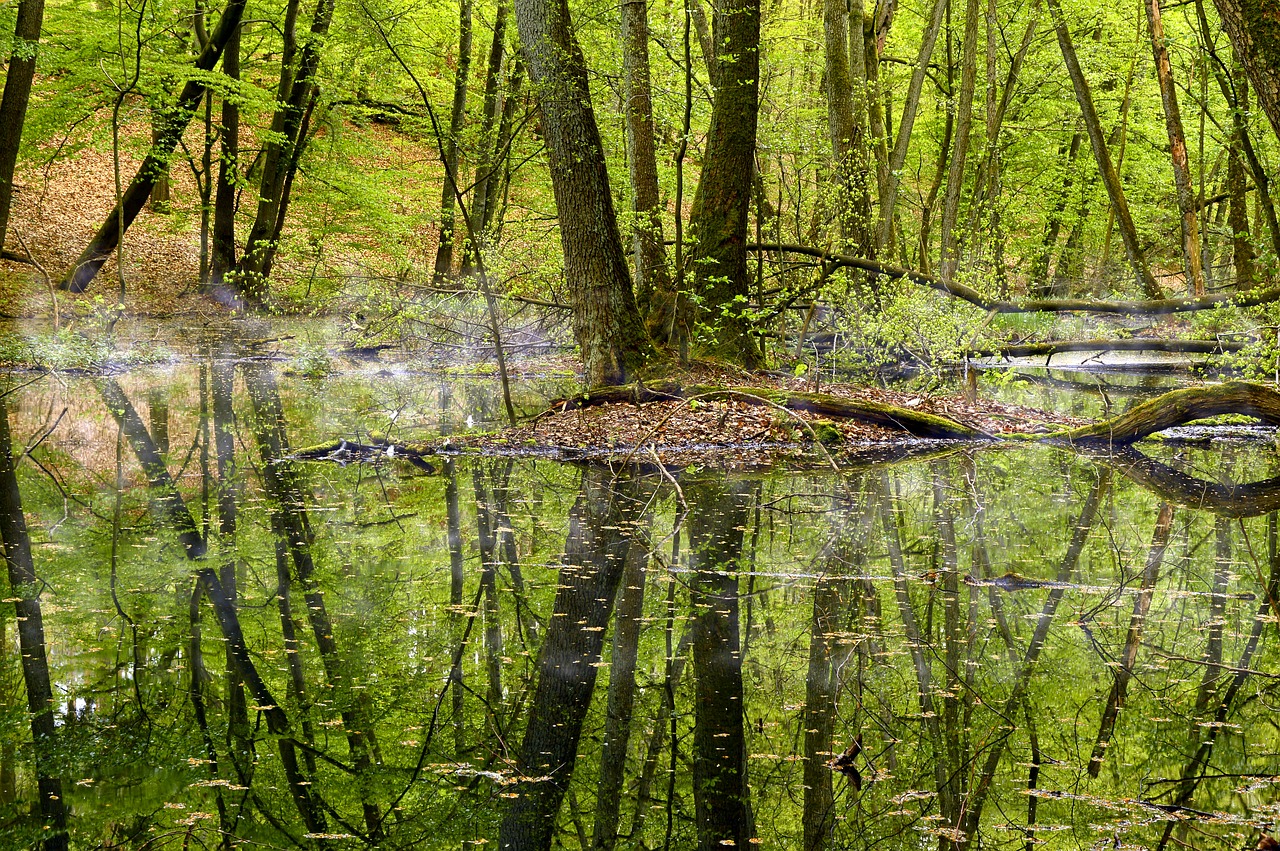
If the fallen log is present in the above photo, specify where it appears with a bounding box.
[555,381,989,440]
[968,338,1245,359]
[748,242,1280,315]
[1055,381,1280,444]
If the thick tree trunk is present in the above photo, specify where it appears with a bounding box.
[209,23,240,287]
[1212,0,1280,142]
[688,478,754,851]
[687,0,762,367]
[512,0,652,385]
[821,0,870,253]
[60,0,247,292]
[619,0,673,316]
[1047,0,1163,300]
[0,0,44,251]
[433,0,474,284]
[1144,0,1206,295]
[498,468,647,851]
[235,0,334,301]
[0,397,68,851]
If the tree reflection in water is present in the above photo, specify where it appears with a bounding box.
[0,365,1278,850]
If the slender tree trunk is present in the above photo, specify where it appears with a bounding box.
[1047,0,1163,299]
[209,23,240,287]
[687,0,762,367]
[462,2,506,277]
[0,396,68,851]
[619,0,673,321]
[1144,0,1205,295]
[484,56,524,238]
[0,0,45,250]
[876,0,947,247]
[1030,130,1081,294]
[433,0,474,284]
[1228,69,1256,286]
[939,0,982,284]
[60,0,247,292]
[512,0,652,385]
[235,0,334,301]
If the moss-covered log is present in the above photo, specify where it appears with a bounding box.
[556,381,988,440]
[1056,381,1280,444]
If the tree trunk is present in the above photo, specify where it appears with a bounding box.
[876,0,947,248]
[235,0,334,301]
[0,0,45,251]
[512,0,652,385]
[484,56,524,239]
[209,22,240,287]
[462,2,506,278]
[0,396,68,851]
[498,468,648,851]
[939,0,982,284]
[821,0,870,253]
[60,0,247,292]
[1212,0,1280,142]
[1144,0,1205,295]
[620,0,673,316]
[688,477,754,851]
[433,0,474,284]
[1228,70,1256,287]
[1030,130,1082,294]
[1047,0,1163,299]
[687,0,763,367]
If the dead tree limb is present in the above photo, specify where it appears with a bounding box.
[747,243,1280,315]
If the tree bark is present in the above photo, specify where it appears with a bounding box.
[0,396,68,851]
[0,0,45,251]
[1212,0,1280,142]
[60,0,247,292]
[1047,0,1163,300]
[512,0,652,385]
[686,0,763,367]
[433,0,474,284]
[1144,0,1206,295]
[821,0,870,253]
[1059,381,1280,444]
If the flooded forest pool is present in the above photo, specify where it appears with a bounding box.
[1,336,1279,850]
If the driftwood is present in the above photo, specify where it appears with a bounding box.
[749,242,1280,315]
[556,380,989,440]
[1056,381,1280,444]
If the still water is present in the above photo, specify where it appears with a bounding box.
[1,354,1278,850]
